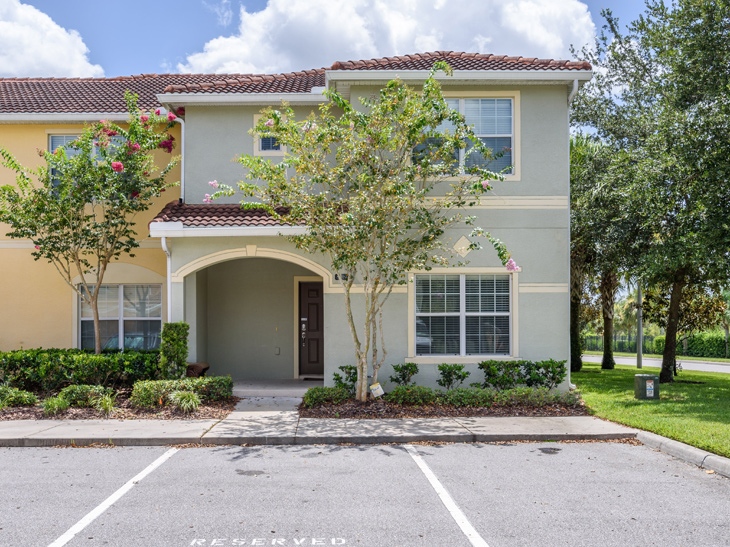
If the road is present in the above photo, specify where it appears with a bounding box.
[1,442,728,546]
[582,354,730,374]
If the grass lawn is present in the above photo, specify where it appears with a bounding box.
[583,350,730,364]
[573,363,730,458]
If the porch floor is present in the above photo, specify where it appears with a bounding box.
[232,379,323,398]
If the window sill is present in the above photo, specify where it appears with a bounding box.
[406,355,518,365]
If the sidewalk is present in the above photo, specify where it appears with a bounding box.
[0,395,635,448]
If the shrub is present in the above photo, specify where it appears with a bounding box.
[653,336,666,355]
[159,322,190,379]
[94,393,116,418]
[477,359,566,390]
[0,348,160,392]
[169,390,201,413]
[389,363,419,386]
[532,359,567,390]
[43,396,69,416]
[130,376,233,408]
[477,360,528,391]
[384,385,437,406]
[436,364,470,391]
[332,365,357,395]
[684,331,726,359]
[492,387,581,407]
[0,385,38,407]
[59,385,112,408]
[302,386,351,408]
[438,387,495,407]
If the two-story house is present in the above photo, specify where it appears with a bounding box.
[0,52,591,388]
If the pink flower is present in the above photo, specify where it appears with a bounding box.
[203,194,213,204]
[264,119,274,128]
[111,162,124,172]
[140,115,149,122]
[155,109,161,116]
[303,121,317,132]
[175,106,186,116]
[208,180,219,188]
[505,258,519,272]
[99,119,106,124]
[167,112,177,122]
[34,245,40,250]
[481,181,491,190]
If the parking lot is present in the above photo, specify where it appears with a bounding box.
[1,441,728,546]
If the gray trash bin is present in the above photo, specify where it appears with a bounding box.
[635,374,660,400]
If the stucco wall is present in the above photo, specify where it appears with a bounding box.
[0,123,181,351]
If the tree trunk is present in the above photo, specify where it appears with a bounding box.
[599,270,618,369]
[91,296,102,354]
[660,267,686,383]
[569,255,584,372]
[724,322,729,359]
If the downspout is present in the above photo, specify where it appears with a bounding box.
[568,78,579,390]
[161,236,172,322]
[178,118,185,202]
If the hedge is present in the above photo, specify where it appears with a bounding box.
[130,376,233,408]
[0,349,160,392]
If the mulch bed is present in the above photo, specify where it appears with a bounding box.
[299,398,589,419]
[0,388,239,421]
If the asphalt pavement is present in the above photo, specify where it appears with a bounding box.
[582,354,730,374]
[1,442,728,546]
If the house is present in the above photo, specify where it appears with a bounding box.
[0,52,592,388]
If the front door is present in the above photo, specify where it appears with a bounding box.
[299,282,324,376]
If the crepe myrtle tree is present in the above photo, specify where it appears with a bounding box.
[211,63,517,401]
[0,92,180,354]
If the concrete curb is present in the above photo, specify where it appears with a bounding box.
[637,431,730,479]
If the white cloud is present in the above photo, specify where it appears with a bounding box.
[203,0,234,27]
[178,0,595,74]
[0,0,103,77]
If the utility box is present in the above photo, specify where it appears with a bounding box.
[635,374,660,400]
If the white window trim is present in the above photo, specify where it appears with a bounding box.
[406,268,520,364]
[78,283,163,350]
[442,90,521,182]
[253,114,286,156]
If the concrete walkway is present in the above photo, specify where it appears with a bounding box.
[0,395,635,448]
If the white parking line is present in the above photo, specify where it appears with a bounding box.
[48,448,179,547]
[404,444,489,547]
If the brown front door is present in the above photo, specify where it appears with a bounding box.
[299,282,324,376]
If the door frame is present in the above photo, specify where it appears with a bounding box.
[292,275,323,379]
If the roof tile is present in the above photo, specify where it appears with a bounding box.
[151,201,292,228]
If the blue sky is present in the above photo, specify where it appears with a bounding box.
[0,0,645,78]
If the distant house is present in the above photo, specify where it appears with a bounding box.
[0,52,591,388]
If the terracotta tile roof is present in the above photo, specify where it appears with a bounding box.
[0,73,259,114]
[329,51,592,71]
[0,52,590,111]
[151,201,292,227]
[162,69,325,94]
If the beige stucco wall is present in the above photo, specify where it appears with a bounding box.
[0,123,181,351]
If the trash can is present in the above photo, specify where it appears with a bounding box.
[635,374,660,400]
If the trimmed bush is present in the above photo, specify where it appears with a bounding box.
[0,385,38,407]
[653,336,666,355]
[683,331,726,359]
[384,385,437,406]
[302,386,351,408]
[59,385,113,408]
[438,387,495,407]
[43,396,69,416]
[332,365,357,395]
[477,359,567,391]
[159,322,190,379]
[0,348,160,392]
[130,376,233,408]
[436,364,470,391]
[389,363,419,386]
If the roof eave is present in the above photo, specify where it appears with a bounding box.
[156,90,328,107]
[149,221,306,238]
[326,69,593,84]
[0,112,128,124]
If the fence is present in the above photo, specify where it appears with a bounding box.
[583,334,656,354]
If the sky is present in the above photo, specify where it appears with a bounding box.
[0,0,644,78]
